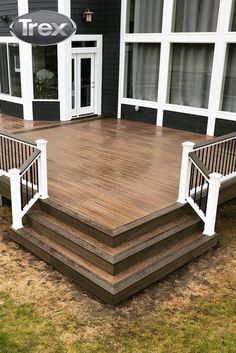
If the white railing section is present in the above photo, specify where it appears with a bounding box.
[178,132,236,236]
[0,130,48,230]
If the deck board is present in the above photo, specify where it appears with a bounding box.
[0,116,209,230]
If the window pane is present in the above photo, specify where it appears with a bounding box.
[230,0,236,31]
[124,43,160,101]
[222,44,236,112]
[126,0,164,33]
[168,44,214,108]
[32,45,58,99]
[173,0,220,32]
[0,44,10,94]
[8,44,21,97]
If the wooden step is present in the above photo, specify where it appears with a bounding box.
[26,210,201,275]
[8,226,217,305]
[39,199,193,247]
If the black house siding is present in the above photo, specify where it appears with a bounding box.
[163,110,208,134]
[214,118,236,136]
[121,104,157,125]
[0,0,18,36]
[33,101,60,121]
[71,0,121,117]
[0,100,23,118]
[28,0,58,12]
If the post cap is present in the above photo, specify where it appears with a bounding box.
[182,141,195,148]
[8,168,21,175]
[35,139,48,145]
[209,172,222,180]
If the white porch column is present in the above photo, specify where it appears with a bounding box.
[58,0,72,121]
[156,0,174,126]
[17,0,34,121]
[207,0,232,136]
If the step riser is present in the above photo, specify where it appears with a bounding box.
[113,236,217,305]
[8,229,115,305]
[40,200,192,247]
[39,201,114,247]
[114,220,202,275]
[26,214,201,275]
[113,205,192,247]
[26,215,114,274]
[8,228,217,306]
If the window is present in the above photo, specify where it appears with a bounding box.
[124,43,160,101]
[0,43,21,97]
[222,44,236,112]
[168,44,214,108]
[173,0,220,32]
[126,0,164,33]
[32,45,58,100]
[230,0,236,31]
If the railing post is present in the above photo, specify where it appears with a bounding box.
[203,172,222,236]
[36,139,49,200]
[9,168,23,230]
[177,141,195,203]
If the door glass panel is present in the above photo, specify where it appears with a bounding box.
[72,58,75,110]
[81,58,91,108]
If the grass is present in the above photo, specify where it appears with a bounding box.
[0,200,236,353]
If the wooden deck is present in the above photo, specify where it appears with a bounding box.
[8,117,209,231]
[2,115,233,304]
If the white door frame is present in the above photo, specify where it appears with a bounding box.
[72,53,95,117]
[71,35,103,119]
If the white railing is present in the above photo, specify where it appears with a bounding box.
[178,132,236,236]
[0,131,48,230]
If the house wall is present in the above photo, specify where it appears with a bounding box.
[0,0,18,36]
[71,0,121,117]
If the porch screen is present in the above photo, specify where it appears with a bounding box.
[222,44,236,113]
[173,0,220,32]
[126,0,164,33]
[0,44,10,94]
[124,43,160,101]
[168,44,214,109]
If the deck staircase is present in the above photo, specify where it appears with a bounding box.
[8,198,218,305]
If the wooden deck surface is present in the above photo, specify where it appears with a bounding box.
[0,115,208,230]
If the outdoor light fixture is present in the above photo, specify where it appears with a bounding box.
[1,15,10,23]
[83,9,94,23]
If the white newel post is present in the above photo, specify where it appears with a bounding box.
[203,173,222,237]
[36,139,49,200]
[177,141,195,204]
[9,168,23,230]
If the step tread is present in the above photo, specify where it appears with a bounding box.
[13,225,215,294]
[27,210,200,263]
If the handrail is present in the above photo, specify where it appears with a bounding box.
[194,131,236,150]
[189,152,210,179]
[20,150,41,175]
[0,128,37,147]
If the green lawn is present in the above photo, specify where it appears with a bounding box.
[0,201,235,353]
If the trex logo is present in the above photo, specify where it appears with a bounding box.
[10,10,77,46]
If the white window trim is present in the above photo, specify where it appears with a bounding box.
[0,40,22,103]
[118,0,236,136]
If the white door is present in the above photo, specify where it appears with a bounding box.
[72,53,95,117]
